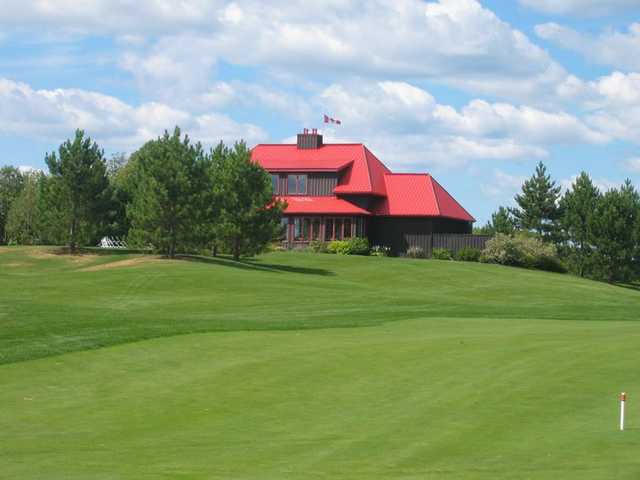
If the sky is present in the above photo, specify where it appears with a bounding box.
[1,0,640,224]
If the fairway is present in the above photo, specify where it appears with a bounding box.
[2,247,640,478]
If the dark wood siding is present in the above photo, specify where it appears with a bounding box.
[307,173,338,196]
[369,217,478,255]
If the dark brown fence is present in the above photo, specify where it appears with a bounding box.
[404,233,492,257]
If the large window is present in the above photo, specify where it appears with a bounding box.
[312,219,321,240]
[271,174,280,194]
[334,218,343,240]
[343,218,352,238]
[324,219,334,241]
[294,218,303,241]
[287,174,307,195]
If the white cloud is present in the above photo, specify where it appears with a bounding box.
[481,170,526,198]
[520,0,640,16]
[317,81,607,148]
[536,22,640,71]
[2,0,572,103]
[622,157,640,173]
[0,1,228,34]
[0,78,267,151]
[571,72,640,144]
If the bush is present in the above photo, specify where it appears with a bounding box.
[327,237,370,255]
[432,248,453,260]
[406,246,426,258]
[455,247,481,262]
[309,240,328,253]
[371,245,391,257]
[480,233,567,273]
[347,237,370,255]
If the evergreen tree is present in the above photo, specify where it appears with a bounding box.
[480,206,516,235]
[0,166,25,244]
[210,142,285,261]
[45,130,109,251]
[511,162,561,241]
[127,127,209,257]
[590,180,640,282]
[559,172,600,277]
[5,172,42,245]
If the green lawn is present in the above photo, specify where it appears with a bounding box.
[1,246,640,478]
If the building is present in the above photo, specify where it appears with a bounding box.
[251,129,476,254]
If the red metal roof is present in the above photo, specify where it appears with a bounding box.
[278,196,371,215]
[252,144,355,172]
[373,174,475,221]
[252,141,474,222]
[333,146,390,196]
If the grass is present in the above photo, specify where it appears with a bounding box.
[1,246,640,478]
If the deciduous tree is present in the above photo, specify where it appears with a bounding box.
[0,166,25,244]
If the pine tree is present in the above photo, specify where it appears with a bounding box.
[127,127,209,257]
[482,206,516,235]
[45,130,109,251]
[590,180,640,282]
[559,172,600,277]
[210,142,285,261]
[511,162,561,241]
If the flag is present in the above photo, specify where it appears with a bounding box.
[324,114,342,125]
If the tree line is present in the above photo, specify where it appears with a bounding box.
[477,162,640,283]
[0,128,285,260]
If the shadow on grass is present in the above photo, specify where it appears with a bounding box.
[175,254,334,276]
[615,282,640,293]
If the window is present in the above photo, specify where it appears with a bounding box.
[356,217,365,237]
[334,218,343,240]
[271,175,279,194]
[287,174,307,194]
[294,218,303,241]
[279,217,288,240]
[302,218,311,241]
[312,219,321,240]
[343,218,352,238]
[324,219,334,241]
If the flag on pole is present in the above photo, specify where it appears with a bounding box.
[324,114,342,125]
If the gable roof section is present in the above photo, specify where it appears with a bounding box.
[333,146,390,196]
[373,174,475,221]
[252,143,390,195]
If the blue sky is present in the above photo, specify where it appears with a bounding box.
[1,0,640,224]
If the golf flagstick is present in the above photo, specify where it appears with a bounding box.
[620,392,626,431]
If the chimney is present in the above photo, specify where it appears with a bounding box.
[297,128,323,149]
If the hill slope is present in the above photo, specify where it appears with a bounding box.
[1,246,639,365]
[1,247,640,479]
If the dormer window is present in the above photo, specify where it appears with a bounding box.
[287,174,307,195]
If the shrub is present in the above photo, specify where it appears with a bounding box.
[406,246,426,258]
[347,237,370,255]
[480,233,567,273]
[309,240,328,253]
[327,237,370,255]
[432,248,453,260]
[371,245,391,257]
[455,247,481,262]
